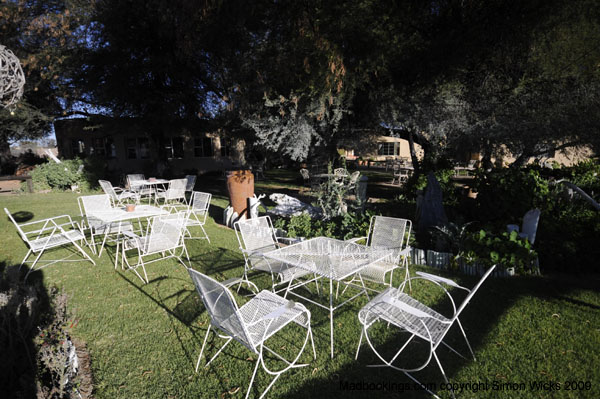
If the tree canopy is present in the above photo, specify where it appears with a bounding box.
[1,0,599,165]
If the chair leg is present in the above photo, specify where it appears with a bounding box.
[69,238,96,266]
[433,351,455,399]
[19,249,32,270]
[196,324,212,372]
[245,355,263,399]
[456,319,476,361]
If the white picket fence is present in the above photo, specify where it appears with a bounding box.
[409,248,520,277]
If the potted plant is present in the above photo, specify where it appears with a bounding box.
[226,169,254,218]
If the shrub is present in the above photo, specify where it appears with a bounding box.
[461,229,538,274]
[273,210,374,241]
[30,157,105,191]
[402,168,460,206]
[473,167,551,225]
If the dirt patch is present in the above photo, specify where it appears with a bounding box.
[73,338,94,399]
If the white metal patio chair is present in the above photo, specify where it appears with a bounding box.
[184,174,197,202]
[188,268,316,399]
[344,216,412,294]
[234,216,315,293]
[77,194,134,256]
[126,174,154,202]
[120,212,190,283]
[126,173,145,191]
[507,209,541,245]
[355,265,496,399]
[163,191,212,242]
[4,207,96,280]
[155,178,187,205]
[99,179,139,206]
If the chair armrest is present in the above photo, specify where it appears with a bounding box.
[380,295,433,319]
[276,236,302,245]
[415,271,468,291]
[346,236,367,244]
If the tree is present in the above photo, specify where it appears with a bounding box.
[0,0,92,164]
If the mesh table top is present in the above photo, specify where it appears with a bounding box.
[89,205,169,223]
[264,236,392,280]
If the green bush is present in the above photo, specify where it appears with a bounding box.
[460,229,538,274]
[273,210,373,241]
[403,168,460,206]
[31,158,105,191]
[473,167,551,224]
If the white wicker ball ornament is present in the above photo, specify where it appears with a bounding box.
[0,45,26,111]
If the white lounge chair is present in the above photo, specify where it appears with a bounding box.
[5,207,95,280]
[356,266,496,399]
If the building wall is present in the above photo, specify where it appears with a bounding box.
[54,118,245,176]
[341,136,424,161]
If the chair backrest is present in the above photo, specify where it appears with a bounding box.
[452,265,496,322]
[521,209,541,245]
[187,268,254,350]
[368,216,411,262]
[127,174,145,190]
[190,191,211,221]
[144,212,187,253]
[4,208,29,243]
[184,175,197,192]
[300,168,310,181]
[78,194,112,228]
[98,180,119,203]
[234,216,278,253]
[164,178,187,200]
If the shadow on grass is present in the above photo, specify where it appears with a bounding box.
[280,271,600,399]
[10,210,34,223]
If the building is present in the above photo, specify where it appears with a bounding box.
[339,136,424,162]
[54,116,245,175]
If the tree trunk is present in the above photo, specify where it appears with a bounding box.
[407,129,420,172]
[511,151,532,168]
[0,138,13,173]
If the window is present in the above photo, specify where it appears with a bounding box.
[220,138,232,157]
[138,138,150,159]
[172,137,184,158]
[377,142,398,156]
[126,138,137,159]
[71,139,85,156]
[91,138,106,157]
[194,137,214,157]
[163,137,185,159]
[105,137,116,158]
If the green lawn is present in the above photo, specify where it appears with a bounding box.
[1,185,599,398]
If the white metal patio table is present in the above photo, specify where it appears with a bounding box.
[263,237,392,358]
[89,204,170,266]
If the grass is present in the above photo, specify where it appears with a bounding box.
[1,174,599,398]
